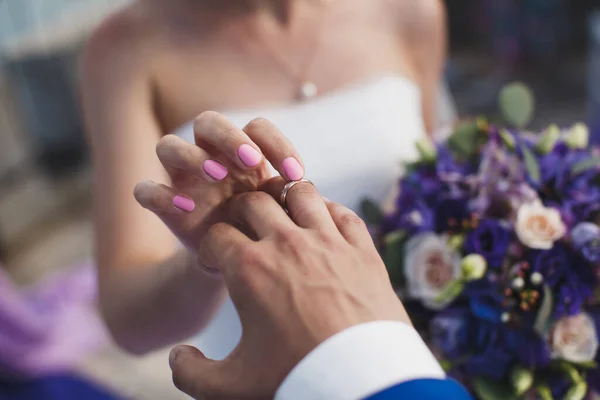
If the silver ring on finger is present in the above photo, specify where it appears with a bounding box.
[280,179,314,214]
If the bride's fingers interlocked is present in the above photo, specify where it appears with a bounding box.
[156,134,228,182]
[134,180,195,214]
[243,118,305,181]
[223,191,294,239]
[194,111,264,172]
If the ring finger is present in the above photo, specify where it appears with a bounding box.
[261,177,337,231]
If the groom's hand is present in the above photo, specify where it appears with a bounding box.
[169,178,410,399]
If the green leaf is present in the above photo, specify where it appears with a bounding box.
[521,144,541,184]
[382,230,407,286]
[384,230,407,246]
[556,362,584,384]
[473,377,518,400]
[434,279,465,305]
[361,199,382,226]
[499,129,517,151]
[563,381,587,400]
[571,157,600,176]
[574,360,598,369]
[447,121,487,159]
[535,384,554,400]
[499,82,535,128]
[510,366,534,396]
[534,285,553,336]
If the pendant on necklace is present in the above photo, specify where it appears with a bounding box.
[298,81,318,100]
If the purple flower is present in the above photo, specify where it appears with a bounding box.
[434,196,471,233]
[464,219,511,269]
[385,183,434,234]
[463,321,515,380]
[538,143,600,223]
[571,222,600,263]
[436,146,478,178]
[528,244,596,316]
[430,308,471,359]
[402,166,443,208]
[466,280,505,323]
[505,329,551,369]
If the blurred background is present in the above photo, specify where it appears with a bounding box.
[0,0,599,398]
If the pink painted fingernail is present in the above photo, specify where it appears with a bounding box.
[203,160,228,181]
[238,144,262,168]
[282,157,304,181]
[173,195,195,212]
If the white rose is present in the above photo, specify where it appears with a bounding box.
[550,313,599,363]
[404,233,462,310]
[515,201,566,250]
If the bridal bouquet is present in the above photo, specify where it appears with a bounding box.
[364,84,600,400]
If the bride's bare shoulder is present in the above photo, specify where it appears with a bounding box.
[389,0,446,40]
[81,2,159,83]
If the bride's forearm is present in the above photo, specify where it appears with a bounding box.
[99,249,227,355]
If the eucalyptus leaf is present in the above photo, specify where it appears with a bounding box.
[472,377,518,400]
[499,82,535,128]
[521,144,541,184]
[534,285,553,336]
[361,199,383,226]
[571,157,600,176]
[447,121,486,159]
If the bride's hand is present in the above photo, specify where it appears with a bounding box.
[133,111,305,253]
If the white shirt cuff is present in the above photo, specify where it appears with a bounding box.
[275,321,445,400]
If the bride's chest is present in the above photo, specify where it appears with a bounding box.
[153,25,414,133]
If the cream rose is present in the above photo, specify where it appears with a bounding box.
[516,201,566,250]
[404,233,462,310]
[550,313,599,363]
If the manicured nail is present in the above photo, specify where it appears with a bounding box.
[203,160,228,181]
[282,157,304,181]
[173,195,195,212]
[238,144,262,168]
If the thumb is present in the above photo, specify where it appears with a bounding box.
[169,345,223,399]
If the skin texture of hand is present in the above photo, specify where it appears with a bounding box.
[169,178,411,399]
[134,112,305,252]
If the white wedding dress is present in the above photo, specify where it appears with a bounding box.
[173,75,441,360]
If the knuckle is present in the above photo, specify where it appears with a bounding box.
[331,205,366,228]
[193,110,220,131]
[244,117,271,133]
[215,126,238,147]
[276,227,304,246]
[198,223,228,258]
[238,244,264,269]
[155,134,179,159]
[172,372,200,398]
[237,191,270,208]
[340,212,366,228]
[289,182,317,198]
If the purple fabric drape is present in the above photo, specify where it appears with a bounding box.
[0,263,107,378]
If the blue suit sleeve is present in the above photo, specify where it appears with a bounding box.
[364,378,473,400]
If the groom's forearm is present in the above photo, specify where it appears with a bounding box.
[99,249,227,355]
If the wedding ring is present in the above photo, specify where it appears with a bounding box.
[280,179,314,213]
